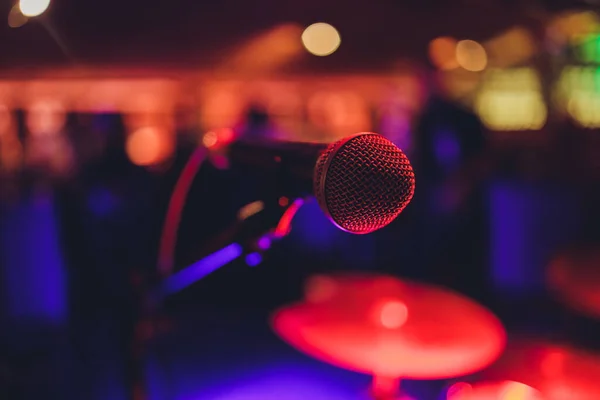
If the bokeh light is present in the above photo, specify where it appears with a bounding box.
[548,11,600,46]
[429,36,459,70]
[557,66,600,128]
[19,0,51,17]
[375,299,408,329]
[237,201,265,221]
[245,253,262,267]
[446,381,542,400]
[0,105,22,173]
[202,127,235,149]
[8,4,28,28]
[446,382,473,398]
[476,68,547,131]
[125,126,173,166]
[485,27,536,68]
[201,82,247,130]
[301,23,341,56]
[0,104,13,135]
[225,24,304,73]
[456,40,488,72]
[27,99,66,136]
[547,246,600,318]
[197,362,364,400]
[203,131,218,148]
[307,90,370,138]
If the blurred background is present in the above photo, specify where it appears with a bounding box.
[2,0,600,399]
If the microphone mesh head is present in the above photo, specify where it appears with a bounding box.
[314,132,415,234]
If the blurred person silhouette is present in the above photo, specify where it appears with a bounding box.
[66,112,103,170]
[238,103,279,140]
[174,97,202,155]
[554,115,600,244]
[0,108,71,399]
[84,113,133,181]
[57,112,161,400]
[411,67,493,298]
[379,85,417,154]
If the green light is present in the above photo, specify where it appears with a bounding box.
[576,34,600,63]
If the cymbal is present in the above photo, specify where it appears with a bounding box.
[547,246,600,318]
[445,381,543,400]
[271,273,506,380]
[481,340,600,400]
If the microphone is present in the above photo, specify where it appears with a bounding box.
[228,132,415,235]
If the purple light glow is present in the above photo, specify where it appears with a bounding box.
[162,243,243,295]
[87,186,120,217]
[288,201,339,250]
[245,253,262,267]
[257,236,271,250]
[490,183,582,295]
[141,330,432,400]
[288,201,376,268]
[186,363,367,400]
[433,129,461,171]
[0,194,67,325]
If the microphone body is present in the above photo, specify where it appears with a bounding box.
[227,133,416,234]
[227,139,327,197]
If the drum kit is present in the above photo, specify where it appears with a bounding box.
[269,270,600,400]
[150,131,600,399]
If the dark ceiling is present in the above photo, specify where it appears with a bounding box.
[0,0,593,72]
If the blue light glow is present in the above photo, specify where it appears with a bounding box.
[183,363,369,400]
[257,236,271,250]
[0,194,67,325]
[162,243,243,295]
[87,186,120,217]
[245,253,262,267]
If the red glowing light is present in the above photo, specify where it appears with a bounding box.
[376,299,408,329]
[541,351,564,378]
[482,340,600,400]
[273,198,304,237]
[272,274,506,386]
[278,196,290,207]
[158,147,207,277]
[547,246,600,318]
[203,128,237,149]
[447,382,473,398]
[447,381,542,400]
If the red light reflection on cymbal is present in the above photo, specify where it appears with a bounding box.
[482,340,600,400]
[272,273,506,397]
[446,381,543,400]
[540,350,564,378]
[376,299,408,329]
[547,246,600,318]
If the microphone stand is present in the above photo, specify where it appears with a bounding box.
[129,146,307,400]
[157,197,305,300]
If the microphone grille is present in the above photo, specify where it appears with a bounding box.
[314,133,415,234]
